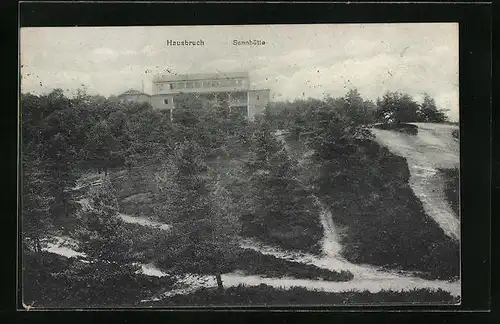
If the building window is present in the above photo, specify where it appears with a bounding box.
[168,83,173,89]
[203,81,211,88]
[211,81,220,87]
[235,79,242,85]
[195,81,202,88]
[257,95,260,100]
[220,79,229,87]
[176,82,185,89]
[186,82,194,89]
[164,98,169,105]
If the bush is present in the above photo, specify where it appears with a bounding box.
[373,123,418,135]
[240,217,323,256]
[22,251,175,308]
[236,249,353,281]
[144,284,459,306]
[155,249,352,282]
[439,168,460,218]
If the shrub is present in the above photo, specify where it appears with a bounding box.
[439,168,460,218]
[144,284,459,306]
[236,250,353,281]
[156,249,353,282]
[22,251,175,308]
[373,123,418,135]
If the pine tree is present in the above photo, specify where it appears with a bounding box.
[85,120,118,175]
[160,141,240,290]
[247,118,283,171]
[75,177,136,264]
[22,151,54,253]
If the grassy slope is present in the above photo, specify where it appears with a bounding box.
[285,136,459,280]
[210,154,324,256]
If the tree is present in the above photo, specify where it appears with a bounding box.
[22,152,55,253]
[375,91,421,124]
[124,108,175,168]
[341,88,366,125]
[84,120,118,175]
[242,119,324,253]
[158,141,240,290]
[172,93,204,129]
[75,177,137,264]
[246,117,283,170]
[418,93,448,123]
[59,177,154,306]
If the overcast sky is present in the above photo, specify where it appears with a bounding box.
[21,23,459,121]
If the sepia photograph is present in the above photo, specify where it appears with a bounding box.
[20,23,461,308]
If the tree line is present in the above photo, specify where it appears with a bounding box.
[268,89,450,132]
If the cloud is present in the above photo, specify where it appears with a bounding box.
[89,48,119,62]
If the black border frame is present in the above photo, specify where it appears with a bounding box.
[7,0,492,320]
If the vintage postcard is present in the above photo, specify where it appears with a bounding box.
[20,23,460,308]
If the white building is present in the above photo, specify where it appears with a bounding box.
[149,72,270,120]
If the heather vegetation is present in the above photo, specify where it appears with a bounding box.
[144,284,459,306]
[440,167,460,219]
[21,86,457,306]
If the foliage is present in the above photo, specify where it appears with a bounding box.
[374,91,449,124]
[439,168,460,219]
[418,93,448,123]
[373,122,419,135]
[336,88,377,126]
[21,89,86,248]
[234,250,353,281]
[266,88,377,135]
[242,117,324,255]
[22,152,55,252]
[74,177,138,264]
[375,91,421,124]
[145,284,459,306]
[22,251,175,308]
[156,141,241,288]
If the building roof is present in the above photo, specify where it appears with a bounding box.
[153,72,250,82]
[118,89,150,97]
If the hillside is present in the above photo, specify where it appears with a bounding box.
[371,122,460,240]
[22,90,461,307]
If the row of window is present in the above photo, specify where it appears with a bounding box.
[162,95,258,105]
[156,78,246,90]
